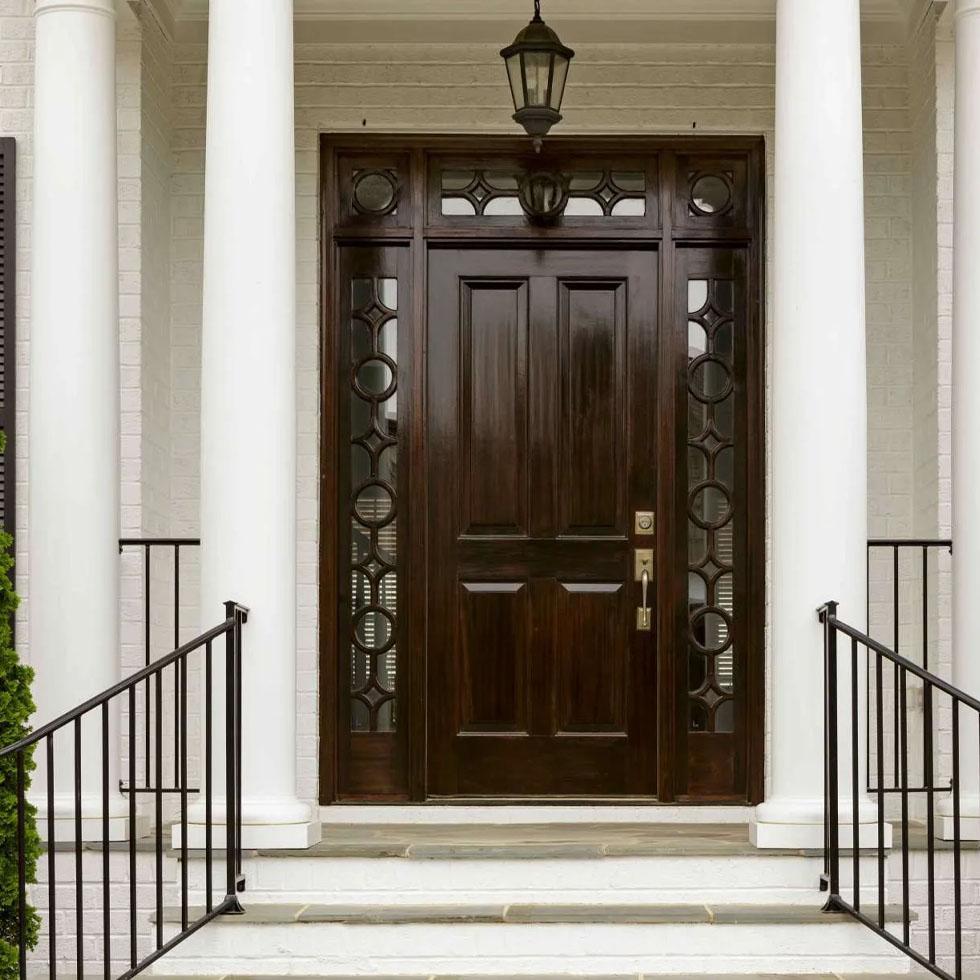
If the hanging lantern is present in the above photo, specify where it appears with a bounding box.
[500,0,575,151]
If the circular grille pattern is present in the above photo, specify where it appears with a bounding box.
[349,277,399,731]
[687,277,737,733]
[352,169,399,216]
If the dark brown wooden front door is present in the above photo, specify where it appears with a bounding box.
[321,136,765,805]
[426,248,659,796]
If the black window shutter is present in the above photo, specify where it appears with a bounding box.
[0,137,15,539]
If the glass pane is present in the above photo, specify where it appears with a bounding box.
[688,279,708,314]
[524,52,551,106]
[569,171,603,192]
[355,359,394,397]
[485,172,519,191]
[379,278,397,311]
[355,483,394,525]
[549,56,569,110]
[442,197,477,216]
[484,196,524,216]
[356,609,393,651]
[688,321,708,357]
[610,198,645,217]
[564,197,604,216]
[690,359,731,401]
[691,174,731,215]
[442,170,475,192]
[354,171,396,214]
[612,171,645,193]
[506,54,524,110]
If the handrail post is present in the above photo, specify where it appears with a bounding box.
[820,601,844,911]
[223,600,245,913]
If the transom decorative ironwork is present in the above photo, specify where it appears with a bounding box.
[441,168,645,218]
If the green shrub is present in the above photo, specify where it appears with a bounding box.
[0,431,39,979]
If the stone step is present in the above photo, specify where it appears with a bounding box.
[151,902,912,976]
[168,824,887,907]
[157,902,911,926]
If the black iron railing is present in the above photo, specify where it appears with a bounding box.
[821,600,966,980]
[0,601,246,980]
[867,538,952,671]
[866,539,952,795]
[118,538,200,796]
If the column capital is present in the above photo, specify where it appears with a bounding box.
[36,0,115,17]
[957,0,980,18]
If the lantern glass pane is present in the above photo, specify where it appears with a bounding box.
[523,51,552,106]
[505,54,524,110]
[549,55,569,110]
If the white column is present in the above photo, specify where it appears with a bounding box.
[752,0,878,848]
[188,0,318,849]
[942,0,980,841]
[29,0,127,841]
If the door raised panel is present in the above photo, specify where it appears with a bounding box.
[458,581,530,734]
[558,281,628,537]
[459,279,529,537]
[555,582,628,735]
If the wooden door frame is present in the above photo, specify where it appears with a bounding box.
[318,134,767,805]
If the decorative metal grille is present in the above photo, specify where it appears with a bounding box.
[349,276,399,732]
[687,277,736,733]
[441,168,645,218]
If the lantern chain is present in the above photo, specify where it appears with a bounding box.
[533,0,541,21]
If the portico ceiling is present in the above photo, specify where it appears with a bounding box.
[139,0,938,44]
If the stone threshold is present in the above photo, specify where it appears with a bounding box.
[50,819,963,859]
[157,902,910,926]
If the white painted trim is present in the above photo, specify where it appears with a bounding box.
[36,0,115,15]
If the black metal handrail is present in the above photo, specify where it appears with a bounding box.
[866,538,952,795]
[118,538,200,795]
[821,600,966,980]
[0,600,247,980]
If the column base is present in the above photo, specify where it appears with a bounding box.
[38,816,142,844]
[751,799,891,849]
[174,799,322,850]
[938,815,980,840]
[938,797,980,840]
[33,796,144,844]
